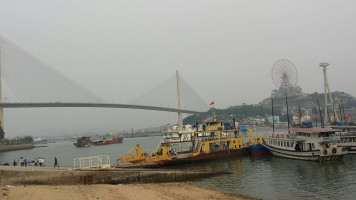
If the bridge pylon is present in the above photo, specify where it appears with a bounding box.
[0,48,4,139]
[176,70,183,130]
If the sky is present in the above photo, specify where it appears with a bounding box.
[0,0,355,137]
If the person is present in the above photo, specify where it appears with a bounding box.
[34,158,38,166]
[54,157,59,168]
[19,157,24,167]
[24,159,27,167]
[13,160,17,166]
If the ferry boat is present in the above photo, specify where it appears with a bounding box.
[74,136,123,147]
[262,127,347,161]
[117,121,264,167]
[331,125,356,154]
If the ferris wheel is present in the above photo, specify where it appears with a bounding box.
[271,59,298,89]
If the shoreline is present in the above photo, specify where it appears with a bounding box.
[1,182,258,200]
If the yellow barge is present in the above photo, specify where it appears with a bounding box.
[117,121,265,167]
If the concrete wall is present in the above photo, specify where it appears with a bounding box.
[0,167,227,185]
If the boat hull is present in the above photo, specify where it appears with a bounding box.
[146,147,250,167]
[249,144,271,156]
[262,143,344,161]
[93,137,123,146]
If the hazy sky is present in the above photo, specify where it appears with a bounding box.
[0,0,355,137]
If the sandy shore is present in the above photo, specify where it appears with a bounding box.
[1,182,256,200]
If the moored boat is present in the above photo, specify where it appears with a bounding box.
[117,121,265,167]
[331,125,356,154]
[249,144,270,156]
[262,127,347,161]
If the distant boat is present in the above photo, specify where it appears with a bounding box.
[74,136,123,147]
[92,137,123,146]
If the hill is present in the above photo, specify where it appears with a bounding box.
[183,91,356,124]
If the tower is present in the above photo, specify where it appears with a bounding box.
[0,48,4,139]
[176,70,183,130]
[320,63,337,125]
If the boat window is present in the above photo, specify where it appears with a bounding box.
[307,133,310,137]
[312,143,315,149]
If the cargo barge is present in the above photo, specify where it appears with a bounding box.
[117,121,264,167]
[74,136,123,147]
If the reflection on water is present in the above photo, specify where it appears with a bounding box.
[0,135,355,199]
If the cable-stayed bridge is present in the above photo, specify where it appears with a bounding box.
[0,35,209,138]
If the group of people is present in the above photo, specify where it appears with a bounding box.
[34,157,45,166]
[12,156,59,168]
[13,156,45,167]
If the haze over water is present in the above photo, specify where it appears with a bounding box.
[1,131,355,200]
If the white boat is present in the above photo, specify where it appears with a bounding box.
[262,127,347,161]
[331,126,356,154]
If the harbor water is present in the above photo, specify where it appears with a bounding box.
[1,132,355,200]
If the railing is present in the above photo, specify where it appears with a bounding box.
[73,155,110,170]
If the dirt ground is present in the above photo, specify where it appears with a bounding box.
[1,182,256,200]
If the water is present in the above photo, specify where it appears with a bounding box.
[1,134,355,200]
[0,136,161,166]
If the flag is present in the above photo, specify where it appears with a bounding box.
[210,101,214,105]
[338,113,340,119]
[346,114,350,119]
[299,113,302,119]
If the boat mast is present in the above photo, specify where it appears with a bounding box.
[176,70,183,130]
[271,98,275,133]
[285,94,290,134]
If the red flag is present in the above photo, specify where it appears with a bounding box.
[338,113,340,119]
[299,113,302,119]
[346,114,350,119]
[210,101,214,105]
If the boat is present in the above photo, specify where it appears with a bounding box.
[331,125,356,154]
[74,136,123,147]
[249,144,270,156]
[92,137,123,146]
[117,121,265,167]
[262,126,347,161]
[74,136,93,147]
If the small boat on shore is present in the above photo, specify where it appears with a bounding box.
[117,121,264,167]
[74,136,123,147]
[262,126,347,161]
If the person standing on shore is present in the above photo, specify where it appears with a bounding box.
[24,159,27,167]
[54,157,59,168]
[13,160,17,166]
[19,157,24,166]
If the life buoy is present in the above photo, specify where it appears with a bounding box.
[286,134,290,139]
[276,134,279,138]
[272,133,274,137]
[323,150,328,155]
[332,148,337,154]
